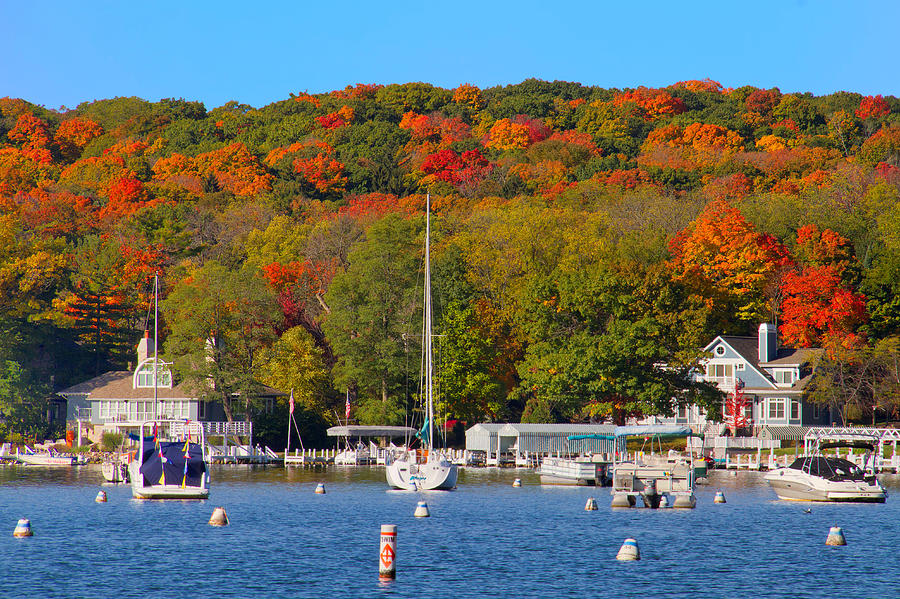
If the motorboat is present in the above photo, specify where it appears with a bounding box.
[15,446,78,466]
[385,194,457,491]
[764,439,886,502]
[128,420,209,499]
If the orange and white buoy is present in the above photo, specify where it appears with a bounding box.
[13,518,33,538]
[379,524,397,580]
[209,507,229,526]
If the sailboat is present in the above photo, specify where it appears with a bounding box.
[127,274,210,499]
[385,195,458,491]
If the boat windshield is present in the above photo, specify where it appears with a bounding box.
[787,456,867,480]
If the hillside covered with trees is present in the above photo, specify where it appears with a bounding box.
[2,79,900,442]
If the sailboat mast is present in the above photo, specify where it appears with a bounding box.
[153,273,159,420]
[425,194,434,453]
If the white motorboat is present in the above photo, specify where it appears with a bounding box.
[385,194,458,491]
[764,439,886,503]
[128,419,210,499]
[15,447,77,466]
[101,453,131,483]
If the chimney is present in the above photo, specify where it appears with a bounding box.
[136,330,155,363]
[758,323,777,363]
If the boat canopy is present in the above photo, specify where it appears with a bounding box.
[327,425,418,438]
[138,442,206,487]
[567,425,693,441]
[819,440,876,452]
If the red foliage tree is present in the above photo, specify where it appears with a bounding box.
[855,95,890,120]
[779,265,867,349]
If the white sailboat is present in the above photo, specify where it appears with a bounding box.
[385,195,458,491]
[127,274,210,499]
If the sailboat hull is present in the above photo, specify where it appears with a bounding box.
[386,456,458,491]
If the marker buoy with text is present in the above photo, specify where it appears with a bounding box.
[414,501,430,517]
[379,524,397,580]
[315,482,326,494]
[209,507,229,526]
[826,526,847,546]
[13,519,33,538]
[95,490,108,503]
[584,497,598,511]
[616,538,640,561]
[714,491,726,503]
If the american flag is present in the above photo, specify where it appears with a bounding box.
[345,392,351,420]
[289,390,295,415]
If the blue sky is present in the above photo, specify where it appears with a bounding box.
[3,0,898,111]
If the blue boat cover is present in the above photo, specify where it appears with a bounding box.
[138,442,206,487]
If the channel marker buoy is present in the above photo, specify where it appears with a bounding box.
[584,497,598,511]
[512,478,522,487]
[315,482,326,494]
[414,501,430,518]
[616,538,640,561]
[95,490,108,503]
[13,518,33,538]
[714,491,726,503]
[209,507,229,526]
[826,526,846,546]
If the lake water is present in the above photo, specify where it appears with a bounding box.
[1,464,899,599]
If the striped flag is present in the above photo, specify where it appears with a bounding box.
[289,390,295,415]
[345,392,351,420]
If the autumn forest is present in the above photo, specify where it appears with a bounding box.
[2,79,900,444]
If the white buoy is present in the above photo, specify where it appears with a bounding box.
[658,495,669,508]
[512,478,522,487]
[826,526,847,546]
[584,497,598,511]
[379,524,397,579]
[13,518,33,538]
[414,501,430,518]
[616,538,640,561]
[714,491,726,503]
[209,507,229,526]
[95,490,108,503]
[315,482,326,494]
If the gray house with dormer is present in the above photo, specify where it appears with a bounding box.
[665,323,831,440]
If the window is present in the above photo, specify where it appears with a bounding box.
[736,363,745,371]
[813,404,820,419]
[676,405,688,419]
[790,399,800,421]
[774,370,795,385]
[715,345,726,356]
[134,360,173,389]
[199,401,207,420]
[707,363,733,378]
[743,403,753,421]
[768,398,786,420]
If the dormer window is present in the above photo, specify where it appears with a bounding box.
[134,359,173,389]
[773,369,795,385]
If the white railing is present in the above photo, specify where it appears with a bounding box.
[201,421,251,435]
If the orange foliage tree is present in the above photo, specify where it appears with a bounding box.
[612,87,686,120]
[53,117,104,161]
[7,113,53,163]
[668,200,792,322]
[856,95,890,120]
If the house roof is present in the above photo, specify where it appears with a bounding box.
[57,371,286,401]
[707,335,824,394]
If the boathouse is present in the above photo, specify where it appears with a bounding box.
[466,423,620,465]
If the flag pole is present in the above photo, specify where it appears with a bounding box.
[286,389,294,456]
